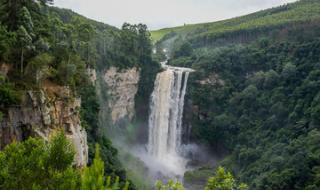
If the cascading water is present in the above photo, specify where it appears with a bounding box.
[146,61,193,178]
[148,69,190,157]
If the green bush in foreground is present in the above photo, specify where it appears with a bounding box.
[156,167,247,190]
[0,130,79,190]
[205,167,248,190]
[0,131,128,190]
[81,144,129,190]
[156,180,185,190]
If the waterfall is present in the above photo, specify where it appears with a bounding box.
[147,63,192,168]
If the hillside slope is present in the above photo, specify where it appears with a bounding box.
[151,0,320,44]
[153,0,320,189]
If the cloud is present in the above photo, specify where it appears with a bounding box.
[54,0,298,30]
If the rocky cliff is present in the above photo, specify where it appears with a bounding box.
[0,81,88,167]
[103,67,140,125]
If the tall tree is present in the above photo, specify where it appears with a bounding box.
[17,25,32,74]
[0,131,78,190]
[16,6,34,74]
[81,144,129,190]
[0,0,52,30]
[0,0,24,30]
[205,167,248,190]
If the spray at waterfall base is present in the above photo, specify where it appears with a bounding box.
[111,62,215,184]
[130,65,199,181]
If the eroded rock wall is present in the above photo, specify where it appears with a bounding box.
[0,81,88,167]
[103,67,140,124]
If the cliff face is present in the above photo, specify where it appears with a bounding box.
[103,67,140,125]
[0,81,88,167]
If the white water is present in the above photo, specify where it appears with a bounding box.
[146,60,193,178]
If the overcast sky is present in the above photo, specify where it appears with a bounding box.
[54,0,298,30]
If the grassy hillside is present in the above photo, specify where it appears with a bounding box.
[151,0,320,43]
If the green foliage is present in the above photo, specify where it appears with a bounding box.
[81,144,129,190]
[151,0,320,44]
[118,150,153,190]
[184,167,216,184]
[0,26,15,62]
[47,131,75,171]
[157,167,247,190]
[0,80,21,106]
[204,167,248,190]
[79,81,134,189]
[18,7,34,34]
[155,180,185,190]
[173,42,193,58]
[25,53,54,85]
[167,20,320,189]
[0,1,156,190]
[0,131,79,190]
[81,144,106,190]
[0,132,130,190]
[0,0,37,31]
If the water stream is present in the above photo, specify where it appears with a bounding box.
[146,60,193,178]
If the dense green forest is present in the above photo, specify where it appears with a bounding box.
[0,0,158,189]
[1,0,320,189]
[152,0,320,189]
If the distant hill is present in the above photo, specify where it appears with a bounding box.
[151,0,320,44]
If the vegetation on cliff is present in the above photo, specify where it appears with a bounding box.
[1,0,320,189]
[0,0,158,189]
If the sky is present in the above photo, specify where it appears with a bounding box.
[54,0,298,30]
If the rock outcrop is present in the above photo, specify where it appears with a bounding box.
[103,67,140,124]
[0,81,88,167]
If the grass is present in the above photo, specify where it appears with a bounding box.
[150,0,320,43]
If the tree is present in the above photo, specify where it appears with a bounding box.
[47,130,75,171]
[263,69,279,89]
[81,144,129,190]
[173,42,193,58]
[16,6,35,74]
[0,79,21,106]
[25,53,54,85]
[0,0,53,31]
[204,167,248,190]
[76,22,96,66]
[81,144,105,190]
[17,25,32,74]
[281,62,297,80]
[155,180,185,190]
[0,0,25,30]
[0,25,15,62]
[136,23,152,64]
[18,6,34,34]
[155,167,247,190]
[0,131,78,190]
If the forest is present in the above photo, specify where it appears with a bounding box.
[0,0,320,189]
[0,0,157,189]
[153,0,320,189]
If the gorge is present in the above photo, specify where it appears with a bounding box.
[1,0,320,189]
